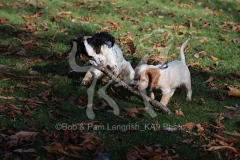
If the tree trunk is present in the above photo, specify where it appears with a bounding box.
[93,65,173,115]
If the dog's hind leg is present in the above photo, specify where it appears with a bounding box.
[170,88,176,97]
[186,84,192,101]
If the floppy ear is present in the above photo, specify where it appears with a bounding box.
[147,68,160,88]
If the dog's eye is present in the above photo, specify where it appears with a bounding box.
[141,79,146,82]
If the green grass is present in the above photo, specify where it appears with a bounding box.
[0,0,240,159]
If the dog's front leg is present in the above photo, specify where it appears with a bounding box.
[106,63,118,76]
[150,91,155,100]
[81,71,93,86]
[160,89,171,106]
[104,51,119,76]
[82,67,103,85]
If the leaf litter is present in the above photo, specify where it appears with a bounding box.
[0,0,240,159]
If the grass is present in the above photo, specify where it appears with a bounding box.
[0,0,240,159]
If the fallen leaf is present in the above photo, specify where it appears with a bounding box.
[57,11,71,18]
[200,22,210,29]
[175,109,184,116]
[16,83,28,88]
[0,95,15,100]
[16,48,27,56]
[123,108,146,117]
[28,68,39,75]
[203,76,215,83]
[228,87,240,97]
[223,131,240,137]
[183,122,195,130]
[224,106,238,111]
[182,139,194,144]
[43,142,84,158]
[179,3,192,8]
[232,71,240,77]
[125,41,136,54]
[213,133,239,143]
[214,12,221,17]
[0,18,9,24]
[10,131,39,141]
[199,37,208,43]
[194,53,199,58]
[39,81,52,86]
[198,51,207,56]
[207,146,239,154]
[196,124,204,133]
[211,56,219,61]
[210,114,225,132]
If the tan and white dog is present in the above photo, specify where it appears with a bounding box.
[135,38,192,106]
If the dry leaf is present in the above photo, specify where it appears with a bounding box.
[228,87,240,97]
[194,53,199,58]
[198,51,207,56]
[16,48,27,56]
[125,41,136,54]
[207,146,239,153]
[224,106,238,111]
[183,122,195,130]
[199,37,208,43]
[28,68,39,75]
[0,95,15,100]
[203,76,215,83]
[211,55,219,61]
[223,131,240,137]
[232,71,240,77]
[123,108,146,117]
[43,142,84,158]
[16,83,28,88]
[200,22,210,29]
[39,81,52,86]
[180,3,192,8]
[181,139,194,144]
[196,124,204,133]
[10,131,39,141]
[57,11,71,18]
[175,109,184,116]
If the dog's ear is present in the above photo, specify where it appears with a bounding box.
[146,68,160,87]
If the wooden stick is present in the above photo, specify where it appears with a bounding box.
[92,64,173,115]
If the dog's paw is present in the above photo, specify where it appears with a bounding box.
[81,80,90,86]
[89,60,97,66]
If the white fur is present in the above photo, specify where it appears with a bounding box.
[82,39,135,85]
[135,38,192,106]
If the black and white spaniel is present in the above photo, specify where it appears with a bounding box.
[67,32,135,85]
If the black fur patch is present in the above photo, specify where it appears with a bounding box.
[66,32,115,58]
[87,32,115,54]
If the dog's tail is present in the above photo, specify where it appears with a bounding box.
[180,38,191,64]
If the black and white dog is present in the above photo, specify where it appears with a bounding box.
[67,32,135,85]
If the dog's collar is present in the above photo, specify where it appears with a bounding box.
[158,62,168,69]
